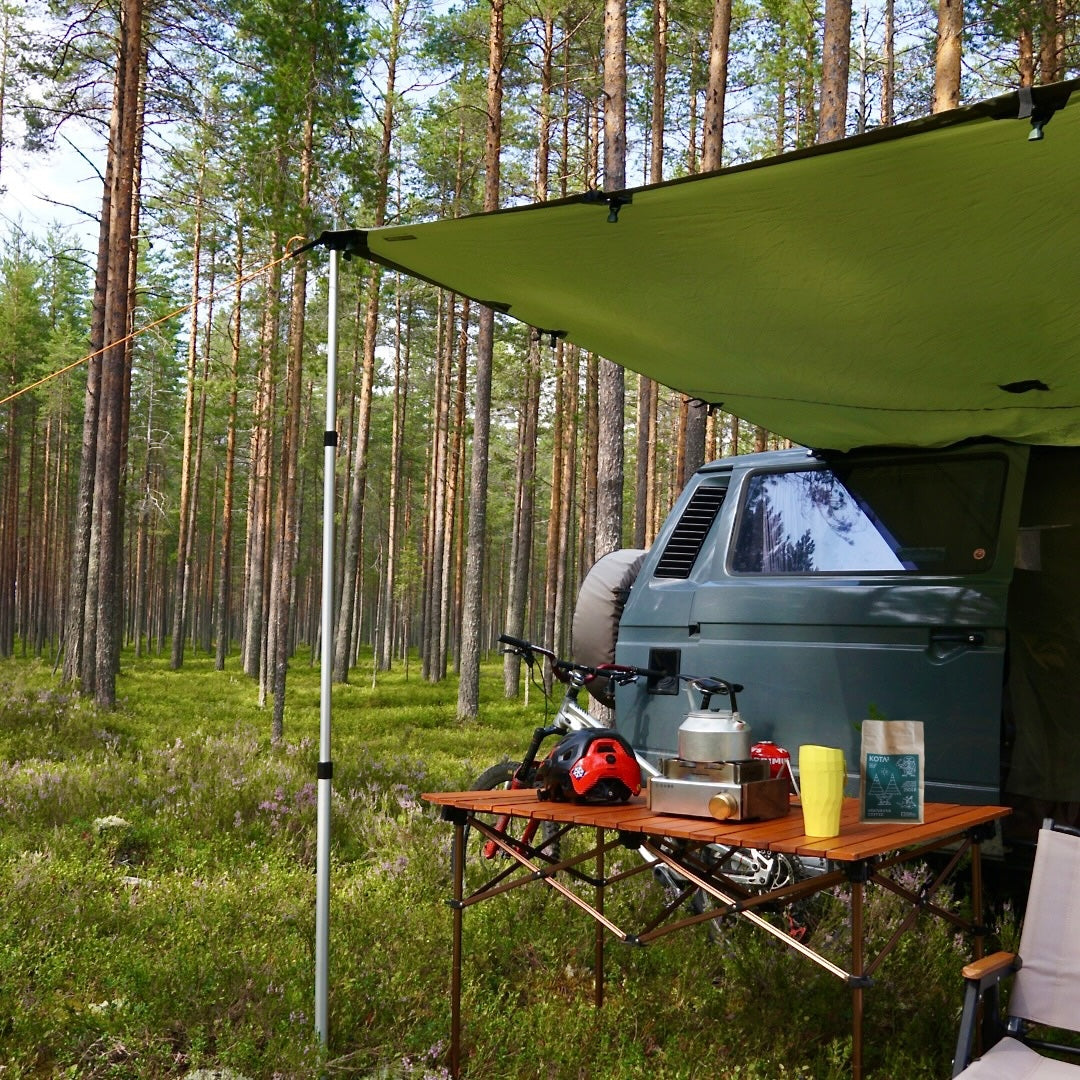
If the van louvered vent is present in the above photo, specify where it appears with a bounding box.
[653,487,727,579]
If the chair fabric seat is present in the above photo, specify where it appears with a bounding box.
[1010,827,1080,1032]
[958,1036,1080,1079]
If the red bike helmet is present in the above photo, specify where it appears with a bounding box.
[536,730,642,803]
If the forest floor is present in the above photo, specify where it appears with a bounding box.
[0,647,1017,1078]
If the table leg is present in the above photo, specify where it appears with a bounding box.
[595,827,605,1009]
[852,879,864,1080]
[451,815,465,1079]
[971,834,985,963]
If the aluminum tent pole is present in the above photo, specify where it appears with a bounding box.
[315,247,339,1046]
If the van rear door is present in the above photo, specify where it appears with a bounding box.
[618,444,1028,805]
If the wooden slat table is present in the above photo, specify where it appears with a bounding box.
[424,790,1010,1079]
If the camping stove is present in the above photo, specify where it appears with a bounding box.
[647,757,790,821]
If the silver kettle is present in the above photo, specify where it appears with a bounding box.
[677,678,750,762]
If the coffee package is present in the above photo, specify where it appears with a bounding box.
[859,719,924,824]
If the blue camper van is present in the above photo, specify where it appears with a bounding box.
[598,441,1080,850]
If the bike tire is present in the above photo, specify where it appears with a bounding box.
[472,761,521,791]
[689,849,821,944]
[467,761,561,863]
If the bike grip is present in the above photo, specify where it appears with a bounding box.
[599,665,681,687]
[610,665,677,681]
[498,633,533,651]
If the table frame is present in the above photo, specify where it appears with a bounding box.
[425,790,1009,1079]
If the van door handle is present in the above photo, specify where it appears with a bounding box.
[927,629,986,662]
[929,630,985,647]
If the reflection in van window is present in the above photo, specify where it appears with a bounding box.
[731,456,1008,574]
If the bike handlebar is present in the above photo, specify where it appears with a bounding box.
[498,633,549,665]
[498,633,669,685]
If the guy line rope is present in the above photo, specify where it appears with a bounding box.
[0,235,310,410]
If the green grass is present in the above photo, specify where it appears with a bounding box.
[0,647,1009,1078]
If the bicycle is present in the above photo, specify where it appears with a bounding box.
[469,634,661,862]
[471,634,818,940]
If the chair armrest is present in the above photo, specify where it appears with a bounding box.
[952,953,1021,1077]
[962,951,1020,987]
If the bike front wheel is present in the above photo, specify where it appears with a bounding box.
[689,847,821,943]
[472,760,521,792]
[466,761,562,864]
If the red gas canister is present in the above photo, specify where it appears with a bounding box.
[751,741,797,792]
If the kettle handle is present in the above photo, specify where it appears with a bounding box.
[689,677,743,712]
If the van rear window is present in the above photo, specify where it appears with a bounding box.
[731,455,1008,574]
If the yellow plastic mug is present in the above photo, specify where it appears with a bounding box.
[799,744,846,838]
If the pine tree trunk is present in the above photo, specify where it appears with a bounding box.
[423,292,452,681]
[582,354,598,573]
[47,412,67,659]
[118,63,144,654]
[701,0,730,173]
[171,159,204,669]
[92,0,142,708]
[1018,10,1035,87]
[856,5,870,134]
[191,244,215,653]
[595,0,626,567]
[333,3,399,680]
[683,0,712,492]
[933,0,962,113]
[20,423,39,658]
[633,375,652,549]
[0,398,16,657]
[430,118,471,682]
[535,13,553,198]
[819,0,851,141]
[503,15,553,687]
[881,0,895,125]
[0,7,12,178]
[502,338,540,696]
[646,381,659,542]
[543,340,565,658]
[595,361,623,561]
[457,0,504,720]
[63,98,114,688]
[131,373,154,658]
[270,96,315,739]
[243,244,280,681]
[650,0,667,176]
[636,0,666,549]
[44,416,62,655]
[333,271,378,679]
[215,220,244,669]
[379,289,410,671]
[554,346,579,659]
[1039,0,1063,83]
[443,300,469,678]
[35,416,55,656]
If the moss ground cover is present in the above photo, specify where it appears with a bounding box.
[0,649,1004,1078]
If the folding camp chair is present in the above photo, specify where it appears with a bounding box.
[951,821,1080,1078]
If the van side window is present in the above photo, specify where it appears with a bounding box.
[731,456,1008,574]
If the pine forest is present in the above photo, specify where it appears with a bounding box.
[1,0,1076,725]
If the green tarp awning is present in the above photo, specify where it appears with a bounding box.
[321,81,1080,452]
